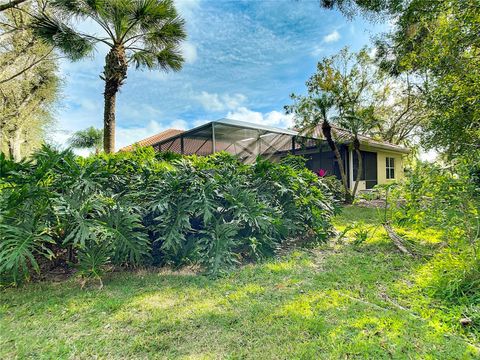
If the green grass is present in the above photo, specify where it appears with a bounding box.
[1,206,478,359]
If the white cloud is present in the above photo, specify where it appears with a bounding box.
[116,119,188,150]
[368,47,378,58]
[193,118,211,127]
[175,0,201,20]
[323,30,341,43]
[117,103,163,122]
[48,118,188,156]
[47,130,93,157]
[311,45,324,57]
[181,41,198,64]
[195,91,247,112]
[226,107,294,129]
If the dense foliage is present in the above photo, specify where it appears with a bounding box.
[321,0,480,159]
[285,47,426,203]
[0,147,335,285]
[0,2,60,160]
[68,127,104,155]
[386,155,480,305]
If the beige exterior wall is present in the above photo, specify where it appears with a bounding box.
[375,150,405,185]
[355,146,406,188]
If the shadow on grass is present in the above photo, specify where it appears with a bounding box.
[1,248,478,359]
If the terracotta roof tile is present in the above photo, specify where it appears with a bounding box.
[119,129,184,152]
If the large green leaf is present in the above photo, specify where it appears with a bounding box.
[0,222,54,284]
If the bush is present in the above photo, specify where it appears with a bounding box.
[0,147,335,284]
[389,160,479,248]
[388,157,480,307]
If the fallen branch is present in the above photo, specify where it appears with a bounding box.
[343,294,390,312]
[383,222,414,257]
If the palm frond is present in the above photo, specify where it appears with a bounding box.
[32,12,94,60]
[153,44,183,71]
[130,50,155,68]
[50,0,96,16]
[68,127,104,152]
[133,0,178,30]
[144,16,187,47]
[130,44,183,70]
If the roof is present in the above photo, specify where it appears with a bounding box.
[119,119,299,152]
[300,125,410,154]
[119,128,184,151]
[119,118,409,155]
[212,118,298,136]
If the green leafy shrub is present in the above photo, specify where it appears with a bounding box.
[390,160,479,249]
[141,154,335,273]
[352,227,369,246]
[0,146,335,284]
[75,242,111,289]
[389,157,480,309]
[319,175,345,202]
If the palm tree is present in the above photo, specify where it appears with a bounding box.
[33,0,186,153]
[68,127,104,155]
[335,109,375,199]
[286,93,353,203]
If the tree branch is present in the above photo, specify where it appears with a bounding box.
[0,47,55,84]
[0,0,29,12]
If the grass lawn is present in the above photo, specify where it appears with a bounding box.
[1,206,478,359]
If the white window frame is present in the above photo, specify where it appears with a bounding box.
[386,157,395,179]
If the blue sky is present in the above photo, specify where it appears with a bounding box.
[53,0,387,151]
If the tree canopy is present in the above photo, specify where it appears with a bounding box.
[321,0,480,158]
[32,0,187,153]
[68,127,104,155]
[0,1,60,160]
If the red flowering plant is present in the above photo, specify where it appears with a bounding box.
[316,168,327,177]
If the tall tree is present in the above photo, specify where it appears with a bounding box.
[286,93,353,203]
[32,0,187,153]
[287,48,421,201]
[68,127,103,155]
[320,0,480,159]
[370,73,428,146]
[0,2,59,160]
[0,1,55,86]
[309,49,377,198]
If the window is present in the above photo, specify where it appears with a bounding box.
[386,157,395,179]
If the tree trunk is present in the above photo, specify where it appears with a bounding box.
[352,136,362,198]
[321,121,353,203]
[102,45,128,153]
[103,85,117,153]
[7,127,22,161]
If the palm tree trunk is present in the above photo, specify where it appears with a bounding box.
[103,84,117,153]
[102,45,128,153]
[321,121,353,203]
[352,136,362,198]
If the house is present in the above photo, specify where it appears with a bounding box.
[119,118,409,190]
